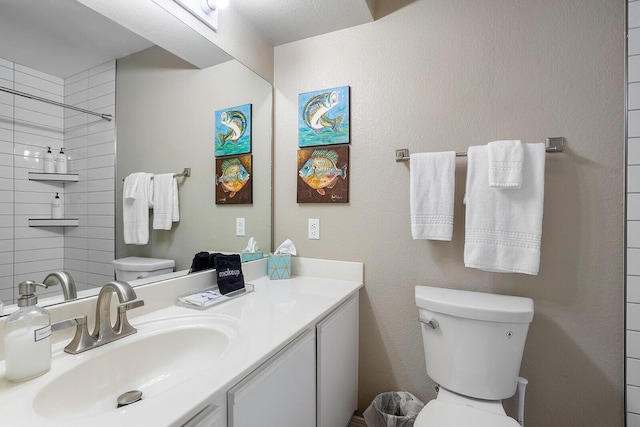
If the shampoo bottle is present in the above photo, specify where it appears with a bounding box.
[4,281,52,382]
[55,147,67,174]
[51,193,62,219]
[43,147,55,173]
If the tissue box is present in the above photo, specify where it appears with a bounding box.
[241,252,263,262]
[267,254,292,280]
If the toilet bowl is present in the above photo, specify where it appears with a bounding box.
[414,286,534,427]
[112,257,175,282]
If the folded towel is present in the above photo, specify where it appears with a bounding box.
[153,173,179,230]
[189,251,221,273]
[410,151,456,240]
[464,143,545,275]
[123,172,154,245]
[488,140,524,188]
[214,254,245,295]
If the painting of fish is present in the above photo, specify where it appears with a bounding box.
[297,146,349,203]
[215,155,252,204]
[298,86,349,147]
[215,104,252,157]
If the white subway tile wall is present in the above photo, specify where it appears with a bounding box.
[0,58,115,305]
[630,2,640,425]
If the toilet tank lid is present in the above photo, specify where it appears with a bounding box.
[113,257,175,271]
[415,286,534,323]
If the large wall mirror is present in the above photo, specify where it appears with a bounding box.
[0,0,272,313]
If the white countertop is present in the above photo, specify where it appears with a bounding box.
[0,258,363,426]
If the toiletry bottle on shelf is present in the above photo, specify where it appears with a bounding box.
[4,281,52,382]
[55,147,67,174]
[43,147,55,173]
[51,193,62,219]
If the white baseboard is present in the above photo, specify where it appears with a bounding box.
[349,415,366,427]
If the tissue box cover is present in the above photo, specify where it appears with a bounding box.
[241,252,263,262]
[267,254,292,280]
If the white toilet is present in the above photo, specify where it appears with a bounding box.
[112,257,175,282]
[414,286,534,427]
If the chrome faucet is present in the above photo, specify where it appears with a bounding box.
[43,271,77,301]
[51,280,144,354]
[92,281,144,344]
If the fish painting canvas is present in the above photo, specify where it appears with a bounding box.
[215,104,252,157]
[298,86,350,147]
[215,155,252,204]
[297,146,349,203]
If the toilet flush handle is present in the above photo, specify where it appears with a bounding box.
[419,318,439,330]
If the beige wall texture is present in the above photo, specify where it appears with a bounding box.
[116,48,272,270]
[273,0,625,425]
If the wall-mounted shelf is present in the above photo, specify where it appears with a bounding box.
[29,172,79,182]
[28,219,79,227]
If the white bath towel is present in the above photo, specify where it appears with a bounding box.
[464,143,545,275]
[410,151,456,240]
[123,172,154,245]
[152,173,179,230]
[488,140,524,188]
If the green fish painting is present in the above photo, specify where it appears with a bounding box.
[302,91,342,134]
[298,86,350,147]
[218,110,247,147]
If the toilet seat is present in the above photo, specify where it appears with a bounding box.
[414,399,521,427]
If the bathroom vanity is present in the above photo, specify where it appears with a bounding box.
[0,258,363,427]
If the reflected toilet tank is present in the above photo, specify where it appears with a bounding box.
[113,257,175,282]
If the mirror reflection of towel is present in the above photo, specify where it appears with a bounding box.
[189,251,220,273]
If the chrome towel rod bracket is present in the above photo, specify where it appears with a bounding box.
[395,137,565,162]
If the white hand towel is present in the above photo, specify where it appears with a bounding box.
[123,172,154,245]
[464,143,545,275]
[152,173,179,230]
[488,140,524,188]
[410,151,456,240]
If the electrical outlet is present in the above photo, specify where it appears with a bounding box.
[308,218,320,240]
[236,218,245,236]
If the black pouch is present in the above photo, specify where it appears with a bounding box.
[214,254,245,294]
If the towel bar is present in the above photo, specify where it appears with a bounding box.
[395,137,565,162]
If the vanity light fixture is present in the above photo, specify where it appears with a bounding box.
[174,0,228,32]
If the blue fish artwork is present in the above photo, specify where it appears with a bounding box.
[298,86,349,147]
[215,104,252,157]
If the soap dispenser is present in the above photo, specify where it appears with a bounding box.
[51,193,62,219]
[43,146,55,173]
[4,281,52,382]
[55,147,67,174]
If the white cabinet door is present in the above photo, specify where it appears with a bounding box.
[227,329,316,427]
[317,294,359,427]
[181,393,227,427]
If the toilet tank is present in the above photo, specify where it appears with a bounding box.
[415,286,534,400]
[113,257,175,282]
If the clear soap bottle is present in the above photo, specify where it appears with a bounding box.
[4,281,52,382]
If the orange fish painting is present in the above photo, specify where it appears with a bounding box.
[297,146,349,203]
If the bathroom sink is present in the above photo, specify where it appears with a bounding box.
[32,314,238,421]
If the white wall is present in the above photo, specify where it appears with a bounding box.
[0,58,115,304]
[273,0,625,425]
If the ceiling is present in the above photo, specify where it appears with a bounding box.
[0,0,375,79]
